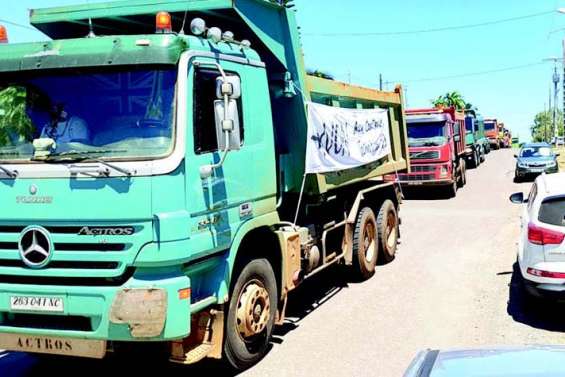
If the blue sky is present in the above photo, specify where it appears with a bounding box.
[3,0,565,141]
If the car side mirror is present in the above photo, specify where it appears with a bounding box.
[509,192,526,204]
[556,153,560,157]
[513,154,518,158]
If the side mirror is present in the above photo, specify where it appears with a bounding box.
[556,153,560,157]
[513,154,518,158]
[214,99,241,151]
[216,75,241,100]
[509,192,526,204]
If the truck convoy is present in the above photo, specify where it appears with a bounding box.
[0,0,409,370]
[464,110,486,168]
[384,107,466,197]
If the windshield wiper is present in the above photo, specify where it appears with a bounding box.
[0,165,18,178]
[37,150,133,177]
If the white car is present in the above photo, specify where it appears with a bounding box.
[511,173,565,299]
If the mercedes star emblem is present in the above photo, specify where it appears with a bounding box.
[29,184,38,195]
[18,227,53,269]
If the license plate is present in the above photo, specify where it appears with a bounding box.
[10,296,64,313]
[0,333,106,358]
[529,168,544,173]
[407,182,424,186]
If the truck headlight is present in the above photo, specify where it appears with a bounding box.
[439,166,449,178]
[547,161,557,168]
[518,163,527,168]
[110,288,167,338]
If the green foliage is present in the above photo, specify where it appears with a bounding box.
[431,91,467,111]
[0,86,34,146]
[531,109,564,142]
[307,69,335,80]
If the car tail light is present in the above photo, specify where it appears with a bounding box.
[527,268,565,279]
[528,223,565,245]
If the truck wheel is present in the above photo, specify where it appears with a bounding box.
[458,161,467,187]
[475,150,481,167]
[377,200,398,264]
[352,207,378,280]
[224,259,277,371]
[446,179,457,198]
[480,148,485,162]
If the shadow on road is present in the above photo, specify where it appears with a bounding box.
[402,187,451,201]
[274,265,348,338]
[0,267,353,377]
[507,262,565,332]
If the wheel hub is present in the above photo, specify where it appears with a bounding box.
[236,281,270,339]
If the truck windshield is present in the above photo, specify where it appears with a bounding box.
[465,118,474,134]
[0,67,176,163]
[407,122,447,147]
[484,122,496,131]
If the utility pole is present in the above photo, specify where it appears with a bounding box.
[379,74,383,91]
[553,62,560,141]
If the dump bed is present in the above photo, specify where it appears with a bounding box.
[28,0,409,195]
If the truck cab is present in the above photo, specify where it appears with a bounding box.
[464,111,486,168]
[386,107,466,197]
[0,0,409,369]
[484,118,500,150]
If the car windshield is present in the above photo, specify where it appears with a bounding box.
[520,146,552,158]
[0,67,176,163]
[407,122,447,147]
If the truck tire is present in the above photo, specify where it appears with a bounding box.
[224,258,277,371]
[480,147,485,162]
[376,200,398,264]
[475,150,481,167]
[352,207,378,280]
[458,160,467,187]
[446,179,457,198]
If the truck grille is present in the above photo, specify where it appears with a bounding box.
[410,151,439,160]
[0,222,150,284]
[410,165,436,173]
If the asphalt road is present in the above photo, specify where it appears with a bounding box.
[2,149,563,376]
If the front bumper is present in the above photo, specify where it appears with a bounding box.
[0,270,191,341]
[515,165,558,177]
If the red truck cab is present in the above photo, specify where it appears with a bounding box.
[484,118,500,149]
[385,107,467,197]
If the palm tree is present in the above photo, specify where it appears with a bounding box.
[432,91,467,110]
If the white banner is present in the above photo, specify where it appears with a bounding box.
[305,102,391,174]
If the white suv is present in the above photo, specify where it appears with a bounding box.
[511,173,565,298]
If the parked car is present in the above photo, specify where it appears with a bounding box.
[510,173,565,300]
[404,346,565,377]
[514,142,559,182]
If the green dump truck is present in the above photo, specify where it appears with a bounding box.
[0,0,409,370]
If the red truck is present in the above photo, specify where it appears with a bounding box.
[484,118,500,150]
[385,107,467,197]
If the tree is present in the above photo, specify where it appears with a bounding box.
[432,91,467,110]
[531,109,563,142]
[0,86,34,147]
[307,69,335,80]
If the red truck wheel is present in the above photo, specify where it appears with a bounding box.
[224,259,277,371]
[377,200,398,264]
[351,207,378,280]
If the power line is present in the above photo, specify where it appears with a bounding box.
[385,61,547,85]
[305,10,554,37]
[0,18,38,32]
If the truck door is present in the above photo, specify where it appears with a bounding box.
[184,57,276,259]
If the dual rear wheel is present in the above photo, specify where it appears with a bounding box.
[352,200,399,280]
